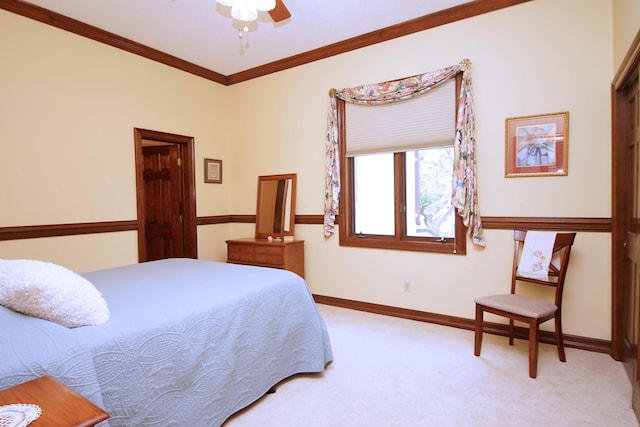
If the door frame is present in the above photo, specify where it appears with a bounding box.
[612,32,640,361]
[134,128,198,261]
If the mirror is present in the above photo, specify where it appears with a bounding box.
[255,173,297,239]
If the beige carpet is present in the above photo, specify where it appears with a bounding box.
[225,304,638,427]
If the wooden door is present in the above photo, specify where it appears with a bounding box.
[625,78,640,415]
[142,144,184,260]
[134,128,197,262]
[612,34,640,422]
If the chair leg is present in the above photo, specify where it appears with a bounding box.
[508,319,514,346]
[555,314,566,362]
[474,304,483,356]
[528,320,539,379]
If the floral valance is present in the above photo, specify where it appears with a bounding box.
[324,58,485,247]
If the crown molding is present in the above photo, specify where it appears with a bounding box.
[1,0,531,85]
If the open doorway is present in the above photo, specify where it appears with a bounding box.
[134,128,197,261]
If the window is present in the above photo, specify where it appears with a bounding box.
[338,75,465,254]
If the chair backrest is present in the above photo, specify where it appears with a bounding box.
[511,230,577,310]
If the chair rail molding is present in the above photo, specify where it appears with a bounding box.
[0,216,611,241]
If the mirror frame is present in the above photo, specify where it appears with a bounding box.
[255,173,297,239]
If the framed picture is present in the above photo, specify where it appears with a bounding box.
[505,111,569,177]
[204,158,222,183]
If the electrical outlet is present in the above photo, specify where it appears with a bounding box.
[403,281,411,292]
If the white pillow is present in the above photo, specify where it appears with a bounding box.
[0,259,110,328]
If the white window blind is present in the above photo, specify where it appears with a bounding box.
[345,79,456,156]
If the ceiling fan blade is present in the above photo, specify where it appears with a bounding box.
[268,0,291,22]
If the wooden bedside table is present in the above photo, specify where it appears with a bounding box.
[0,376,109,427]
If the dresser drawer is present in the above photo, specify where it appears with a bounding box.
[254,246,284,255]
[228,244,255,262]
[253,254,284,266]
[253,245,284,265]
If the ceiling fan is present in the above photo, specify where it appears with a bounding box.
[268,0,291,23]
[217,0,291,23]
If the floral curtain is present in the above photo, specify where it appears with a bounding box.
[324,58,485,247]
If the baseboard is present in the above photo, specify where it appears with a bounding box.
[313,294,612,355]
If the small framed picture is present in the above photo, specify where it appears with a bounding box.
[505,111,569,177]
[204,158,222,183]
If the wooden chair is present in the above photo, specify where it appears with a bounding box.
[474,230,577,378]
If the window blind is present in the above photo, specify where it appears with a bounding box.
[345,79,456,156]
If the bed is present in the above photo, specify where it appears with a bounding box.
[0,258,333,426]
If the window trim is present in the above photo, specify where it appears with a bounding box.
[337,73,466,255]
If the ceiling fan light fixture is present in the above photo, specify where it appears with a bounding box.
[231,2,257,21]
[255,0,276,11]
[217,0,276,22]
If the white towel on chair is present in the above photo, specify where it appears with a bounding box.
[517,231,557,280]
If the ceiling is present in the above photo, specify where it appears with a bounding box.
[19,0,474,77]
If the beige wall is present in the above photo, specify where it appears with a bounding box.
[0,0,624,340]
[226,0,614,340]
[613,0,640,70]
[0,9,234,270]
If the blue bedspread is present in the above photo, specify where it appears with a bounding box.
[0,258,333,426]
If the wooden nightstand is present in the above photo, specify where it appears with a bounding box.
[226,238,305,278]
[0,376,109,427]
